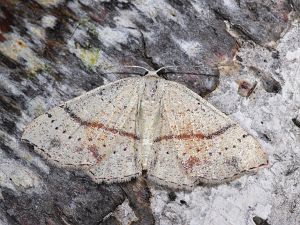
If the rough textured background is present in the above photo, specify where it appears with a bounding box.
[0,0,299,225]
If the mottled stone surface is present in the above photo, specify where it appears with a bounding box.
[0,0,299,225]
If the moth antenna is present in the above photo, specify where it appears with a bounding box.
[162,71,219,77]
[104,65,148,77]
[124,66,150,73]
[155,66,173,73]
[157,66,219,77]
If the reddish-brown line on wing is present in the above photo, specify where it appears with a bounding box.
[87,144,106,163]
[63,106,139,140]
[154,124,234,142]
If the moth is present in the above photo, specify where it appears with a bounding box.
[22,67,268,189]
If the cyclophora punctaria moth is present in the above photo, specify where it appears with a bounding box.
[22,67,268,189]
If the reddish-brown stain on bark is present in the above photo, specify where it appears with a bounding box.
[0,8,14,42]
[0,34,6,42]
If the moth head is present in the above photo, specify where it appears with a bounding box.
[124,65,173,78]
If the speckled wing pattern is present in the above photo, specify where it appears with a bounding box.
[148,80,268,188]
[22,77,143,183]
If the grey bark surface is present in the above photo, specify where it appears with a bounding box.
[0,0,299,225]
